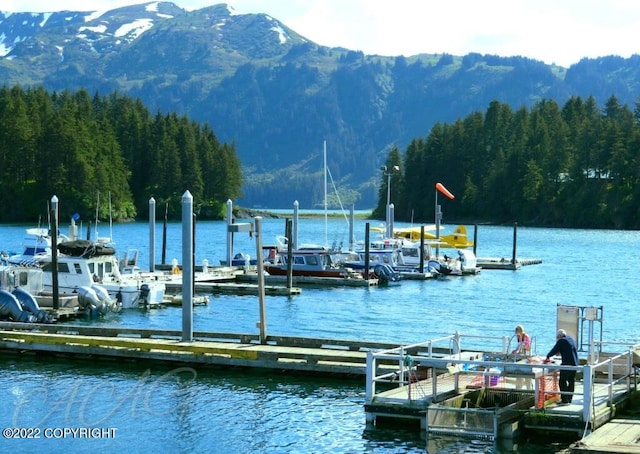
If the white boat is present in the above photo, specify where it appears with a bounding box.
[0,263,117,319]
[0,265,58,323]
[263,243,361,279]
[343,237,480,277]
[7,228,166,310]
[399,239,481,275]
[340,240,421,281]
[425,248,481,276]
[5,227,68,264]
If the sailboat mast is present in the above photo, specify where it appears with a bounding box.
[324,140,328,247]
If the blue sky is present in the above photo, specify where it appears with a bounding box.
[3,0,639,67]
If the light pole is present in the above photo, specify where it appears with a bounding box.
[381,165,400,238]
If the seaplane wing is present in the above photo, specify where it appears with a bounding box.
[393,225,438,241]
[394,224,474,248]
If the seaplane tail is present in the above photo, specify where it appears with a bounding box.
[440,225,474,248]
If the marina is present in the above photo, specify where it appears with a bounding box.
[0,312,637,447]
[0,219,639,453]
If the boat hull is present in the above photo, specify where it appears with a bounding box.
[264,265,348,279]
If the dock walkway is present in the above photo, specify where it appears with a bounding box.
[236,273,379,287]
[476,257,542,270]
[571,416,640,453]
[0,322,395,375]
[165,280,302,296]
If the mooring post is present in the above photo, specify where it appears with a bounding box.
[51,195,59,310]
[364,223,370,280]
[419,225,425,273]
[293,200,299,250]
[512,222,518,265]
[226,199,233,266]
[473,224,478,256]
[286,219,293,282]
[181,190,194,342]
[285,219,293,289]
[162,203,168,265]
[583,364,593,423]
[149,197,155,272]
[255,216,267,344]
[365,351,374,403]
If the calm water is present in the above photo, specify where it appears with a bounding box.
[1,217,638,453]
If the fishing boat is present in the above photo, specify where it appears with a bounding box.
[0,263,117,318]
[263,243,360,279]
[426,248,481,275]
[342,236,479,277]
[7,226,166,310]
[341,240,407,270]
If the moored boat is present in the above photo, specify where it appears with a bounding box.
[0,263,117,318]
[263,243,361,279]
[6,227,166,310]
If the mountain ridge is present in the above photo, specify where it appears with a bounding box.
[1,2,639,208]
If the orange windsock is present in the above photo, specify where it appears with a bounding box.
[435,182,455,199]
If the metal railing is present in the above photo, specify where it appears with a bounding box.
[365,333,638,435]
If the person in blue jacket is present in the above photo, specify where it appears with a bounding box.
[545,329,579,404]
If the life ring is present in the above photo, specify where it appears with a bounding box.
[172,265,181,275]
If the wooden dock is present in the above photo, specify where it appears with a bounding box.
[0,322,394,376]
[1,321,638,448]
[165,281,302,296]
[364,335,639,441]
[236,273,379,287]
[571,416,640,453]
[477,257,542,270]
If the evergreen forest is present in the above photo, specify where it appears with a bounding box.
[0,86,242,223]
[373,95,640,229]
[2,84,640,230]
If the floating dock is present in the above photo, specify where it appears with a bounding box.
[0,322,394,375]
[364,333,638,440]
[570,416,640,453]
[0,321,637,446]
[235,273,379,287]
[476,257,543,270]
[165,281,302,296]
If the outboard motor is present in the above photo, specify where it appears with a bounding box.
[12,287,56,323]
[374,264,401,285]
[77,285,100,310]
[0,289,35,323]
[139,283,151,310]
[77,286,109,317]
[91,284,120,314]
[428,259,452,275]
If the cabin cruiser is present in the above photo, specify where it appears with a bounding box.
[6,228,166,310]
[341,238,479,277]
[263,243,359,279]
[0,263,117,319]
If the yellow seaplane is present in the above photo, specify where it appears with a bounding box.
[392,224,474,249]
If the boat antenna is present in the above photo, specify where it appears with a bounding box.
[95,190,100,240]
[323,140,328,247]
[108,191,114,245]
